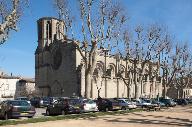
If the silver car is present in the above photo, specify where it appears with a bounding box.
[117,99,137,110]
[68,98,98,112]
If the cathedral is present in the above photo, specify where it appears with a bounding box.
[35,17,162,99]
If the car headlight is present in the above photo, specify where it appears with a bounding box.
[40,100,43,104]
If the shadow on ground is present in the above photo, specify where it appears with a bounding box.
[87,110,192,127]
[105,118,192,127]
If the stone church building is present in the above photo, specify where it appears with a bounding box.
[35,17,162,99]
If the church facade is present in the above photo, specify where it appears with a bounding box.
[35,17,162,99]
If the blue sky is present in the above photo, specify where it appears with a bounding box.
[0,0,192,78]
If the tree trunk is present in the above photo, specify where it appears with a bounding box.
[135,84,141,99]
[133,61,138,99]
[97,89,100,98]
[162,69,166,98]
[85,72,91,98]
[117,78,119,98]
[127,86,132,99]
[163,84,167,98]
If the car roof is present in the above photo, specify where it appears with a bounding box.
[9,100,28,102]
[117,99,128,101]
[16,97,28,99]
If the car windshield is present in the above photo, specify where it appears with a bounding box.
[124,99,130,103]
[170,99,175,103]
[9,101,30,106]
[83,99,94,104]
[144,100,151,103]
[141,100,147,103]
[68,99,81,105]
[43,97,50,101]
[108,99,118,103]
[32,97,40,100]
[16,98,28,100]
[152,100,158,103]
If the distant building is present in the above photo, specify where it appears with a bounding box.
[0,72,35,101]
[183,88,192,98]
[167,82,192,99]
[0,74,20,101]
[35,17,163,99]
[15,78,36,98]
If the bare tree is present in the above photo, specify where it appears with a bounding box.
[92,63,104,98]
[169,44,191,98]
[0,0,28,44]
[53,0,127,98]
[118,24,172,99]
[119,28,191,99]
[19,87,38,98]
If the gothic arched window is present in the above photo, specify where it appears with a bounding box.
[107,64,115,78]
[48,21,52,39]
[93,62,104,83]
[119,65,125,78]
[56,22,62,39]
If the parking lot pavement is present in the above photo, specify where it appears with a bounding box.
[34,108,46,117]
[4,105,192,127]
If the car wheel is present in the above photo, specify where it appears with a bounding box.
[121,106,126,110]
[28,116,33,118]
[4,113,8,120]
[105,107,109,112]
[46,110,51,116]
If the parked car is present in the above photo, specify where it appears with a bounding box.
[68,98,98,112]
[82,99,98,112]
[67,105,81,114]
[159,98,177,107]
[186,98,192,104]
[30,97,41,107]
[151,99,166,108]
[40,97,59,107]
[144,99,159,107]
[15,97,30,104]
[117,99,137,110]
[175,99,188,105]
[0,100,36,120]
[132,99,152,108]
[96,98,113,111]
[108,99,122,110]
[39,97,50,107]
[46,99,72,116]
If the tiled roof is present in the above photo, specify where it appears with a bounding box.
[19,78,35,83]
[0,75,20,79]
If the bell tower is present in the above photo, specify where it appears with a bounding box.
[35,17,65,96]
[37,17,65,50]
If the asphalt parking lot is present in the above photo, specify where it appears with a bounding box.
[34,108,46,117]
[4,105,192,127]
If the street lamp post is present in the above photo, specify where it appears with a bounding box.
[103,49,109,98]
